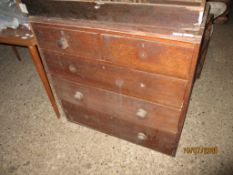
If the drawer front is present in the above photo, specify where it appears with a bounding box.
[102,34,193,79]
[43,51,187,108]
[61,100,178,155]
[52,77,180,134]
[32,23,101,59]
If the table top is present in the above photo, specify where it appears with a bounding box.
[0,25,36,46]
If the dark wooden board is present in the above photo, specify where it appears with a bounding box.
[22,0,203,30]
[22,0,210,156]
[33,23,194,79]
[52,76,181,134]
[61,99,178,156]
[42,50,187,108]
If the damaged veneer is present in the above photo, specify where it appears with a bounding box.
[21,0,212,156]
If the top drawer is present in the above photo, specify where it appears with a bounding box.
[32,24,101,59]
[33,23,194,79]
[102,34,194,79]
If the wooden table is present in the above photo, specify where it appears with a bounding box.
[0,25,60,118]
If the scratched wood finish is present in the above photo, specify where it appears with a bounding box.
[43,50,187,108]
[22,0,204,30]
[23,0,210,156]
[52,77,181,134]
[62,100,178,155]
[54,0,204,5]
[33,23,194,79]
[102,34,194,79]
[32,24,101,60]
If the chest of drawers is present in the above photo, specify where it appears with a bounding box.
[22,0,212,156]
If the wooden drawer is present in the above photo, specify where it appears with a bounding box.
[43,51,187,108]
[52,77,181,134]
[102,34,194,79]
[32,23,101,59]
[61,100,178,155]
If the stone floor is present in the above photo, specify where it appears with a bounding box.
[0,16,233,175]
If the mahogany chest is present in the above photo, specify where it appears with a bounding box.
[22,0,212,156]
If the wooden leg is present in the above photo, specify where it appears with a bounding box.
[28,45,60,118]
[12,46,22,61]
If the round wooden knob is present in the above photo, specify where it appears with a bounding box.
[94,5,100,10]
[139,52,147,59]
[140,83,146,88]
[57,37,69,49]
[137,132,148,141]
[69,65,77,73]
[136,108,148,119]
[115,79,124,88]
[74,91,84,100]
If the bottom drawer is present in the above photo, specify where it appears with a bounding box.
[61,100,178,156]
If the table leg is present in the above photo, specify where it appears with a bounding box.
[28,45,60,118]
[12,46,22,61]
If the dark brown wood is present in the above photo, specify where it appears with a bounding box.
[62,99,178,155]
[32,22,194,79]
[30,16,204,43]
[28,46,60,118]
[196,14,214,78]
[22,0,204,30]
[42,50,187,109]
[12,46,22,61]
[32,24,102,60]
[102,34,194,79]
[52,76,181,134]
[23,0,211,156]
[172,44,201,156]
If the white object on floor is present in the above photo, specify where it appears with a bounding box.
[207,2,227,18]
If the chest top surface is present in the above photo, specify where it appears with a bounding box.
[22,0,209,43]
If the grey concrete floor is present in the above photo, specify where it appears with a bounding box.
[0,17,233,175]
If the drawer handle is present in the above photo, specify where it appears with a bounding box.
[69,65,77,73]
[139,52,147,59]
[74,91,84,100]
[140,83,146,88]
[57,37,69,49]
[115,79,124,88]
[136,108,147,119]
[137,132,148,141]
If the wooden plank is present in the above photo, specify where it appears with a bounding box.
[42,50,187,108]
[22,0,203,30]
[32,24,102,60]
[52,76,181,134]
[61,99,178,155]
[102,34,194,79]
